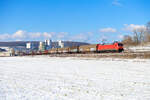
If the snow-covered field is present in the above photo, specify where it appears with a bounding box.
[0,56,150,100]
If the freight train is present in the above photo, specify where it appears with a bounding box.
[41,42,124,55]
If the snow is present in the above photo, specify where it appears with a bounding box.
[0,56,150,100]
[128,44,150,52]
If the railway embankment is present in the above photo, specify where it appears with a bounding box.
[47,51,150,59]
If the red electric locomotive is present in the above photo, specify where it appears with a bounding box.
[97,42,124,52]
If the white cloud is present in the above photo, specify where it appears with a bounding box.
[57,32,68,40]
[43,32,52,39]
[99,28,117,33]
[112,0,122,6]
[69,32,94,42]
[12,30,26,39]
[0,34,11,40]
[0,30,63,41]
[11,30,26,39]
[87,32,93,37]
[49,32,55,36]
[29,32,41,38]
[70,34,87,42]
[118,34,124,39]
[123,24,146,32]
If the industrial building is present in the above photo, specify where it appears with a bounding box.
[39,42,46,51]
[45,39,52,50]
[38,39,53,51]
[58,40,64,48]
[0,47,15,57]
[26,42,33,49]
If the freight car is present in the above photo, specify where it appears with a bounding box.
[42,50,49,55]
[57,47,69,54]
[69,46,79,53]
[79,44,97,53]
[48,48,58,54]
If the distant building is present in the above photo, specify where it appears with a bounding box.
[0,47,15,56]
[9,48,15,56]
[0,48,6,52]
[58,40,64,48]
[26,42,33,49]
[39,42,45,51]
[0,47,10,51]
[38,39,65,51]
[45,39,52,50]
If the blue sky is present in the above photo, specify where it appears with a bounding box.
[0,0,150,43]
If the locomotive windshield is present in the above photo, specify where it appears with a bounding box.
[118,43,123,46]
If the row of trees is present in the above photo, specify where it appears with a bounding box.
[122,22,150,46]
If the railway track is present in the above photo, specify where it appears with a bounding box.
[46,50,150,59]
[23,49,150,59]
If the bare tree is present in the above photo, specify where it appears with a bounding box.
[122,35,133,45]
[132,27,146,44]
[122,21,150,45]
[146,21,150,31]
[133,30,139,44]
[145,21,150,42]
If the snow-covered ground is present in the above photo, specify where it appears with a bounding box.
[0,56,150,100]
[128,44,150,52]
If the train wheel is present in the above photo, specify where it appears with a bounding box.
[118,49,124,52]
